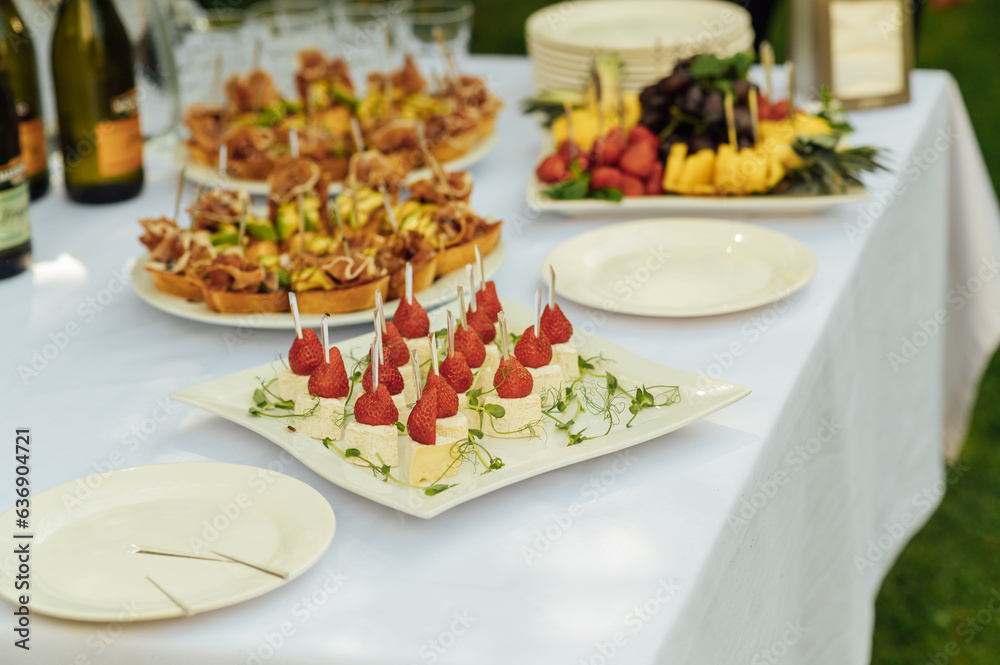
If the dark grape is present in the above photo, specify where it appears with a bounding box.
[732,79,750,103]
[702,91,724,124]
[658,72,691,95]
[734,107,751,135]
[678,84,704,115]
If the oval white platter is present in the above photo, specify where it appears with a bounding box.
[170,298,750,519]
[178,133,498,197]
[131,239,506,330]
[544,218,817,317]
[0,462,335,622]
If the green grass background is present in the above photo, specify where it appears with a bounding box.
[467,0,1000,662]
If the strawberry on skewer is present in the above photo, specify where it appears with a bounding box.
[455,285,487,369]
[482,311,541,439]
[542,266,581,380]
[401,352,465,484]
[344,337,401,468]
[439,310,474,395]
[295,313,350,441]
[474,245,503,324]
[376,290,418,404]
[513,287,564,396]
[279,292,324,400]
[360,309,410,418]
[393,263,433,377]
[465,264,496,343]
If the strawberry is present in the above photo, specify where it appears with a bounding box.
[381,321,410,367]
[536,154,570,184]
[307,346,350,399]
[619,141,658,179]
[466,307,496,343]
[590,166,623,191]
[406,390,437,445]
[493,356,533,399]
[541,304,573,344]
[557,140,590,171]
[591,127,622,166]
[393,296,429,339]
[475,282,502,322]
[361,361,404,395]
[288,329,324,376]
[440,351,473,393]
[354,384,399,426]
[455,324,486,368]
[627,125,660,152]
[620,174,645,197]
[514,326,553,368]
[424,371,459,418]
[645,161,664,195]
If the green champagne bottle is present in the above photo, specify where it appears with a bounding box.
[0,68,31,279]
[0,0,48,200]
[52,0,144,204]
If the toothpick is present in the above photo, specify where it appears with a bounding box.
[289,127,300,160]
[370,341,379,391]
[415,120,450,187]
[466,265,478,313]
[761,41,774,101]
[563,101,577,163]
[331,199,351,257]
[375,290,386,334]
[410,349,421,400]
[534,288,542,337]
[289,293,303,339]
[446,310,455,356]
[724,91,737,147]
[378,181,399,232]
[218,145,227,183]
[350,116,365,153]
[321,313,331,363]
[429,332,439,374]
[548,266,556,308]
[787,61,796,123]
[498,312,510,358]
[457,286,467,327]
[433,25,459,85]
[405,262,413,305]
[474,245,485,292]
[237,197,248,254]
[173,167,186,224]
[189,183,204,228]
[749,85,760,145]
[211,50,223,107]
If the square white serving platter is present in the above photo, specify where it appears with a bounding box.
[172,299,750,518]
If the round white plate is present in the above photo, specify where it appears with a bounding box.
[0,462,335,622]
[131,239,507,329]
[543,218,817,317]
[526,0,751,54]
[179,132,498,197]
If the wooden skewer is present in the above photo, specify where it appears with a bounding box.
[760,41,774,102]
[787,61,796,123]
[749,85,760,145]
[211,50,224,107]
[466,265,478,313]
[189,183,205,229]
[378,181,399,232]
[429,332,439,374]
[411,349,422,400]
[331,200,351,258]
[548,266,556,308]
[210,550,290,580]
[498,311,510,359]
[405,262,413,306]
[321,313,330,363]
[415,121,450,187]
[474,245,485,292]
[458,285,467,327]
[289,292,303,339]
[446,310,455,356]
[146,576,192,616]
[172,166,186,224]
[433,25,459,86]
[534,288,542,337]
[724,91,737,147]
[237,197,249,254]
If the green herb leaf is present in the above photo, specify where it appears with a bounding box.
[345,448,361,458]
[469,428,484,439]
[606,372,619,394]
[395,421,406,432]
[484,403,507,419]
[424,484,455,496]
[591,187,624,202]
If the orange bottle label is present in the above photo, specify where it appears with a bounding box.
[96,116,143,178]
[18,118,47,177]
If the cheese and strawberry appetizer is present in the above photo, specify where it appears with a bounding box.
[424,335,469,441]
[439,311,476,422]
[542,267,580,380]
[374,291,418,405]
[345,360,400,467]
[473,246,503,338]
[279,294,323,399]
[295,316,350,441]
[513,289,563,396]
[484,313,541,439]
[401,357,464,485]
[392,263,432,375]
[456,279,498,392]
[359,350,408,418]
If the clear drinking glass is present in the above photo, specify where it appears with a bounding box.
[247,0,339,100]
[335,0,413,86]
[170,8,250,109]
[401,0,474,75]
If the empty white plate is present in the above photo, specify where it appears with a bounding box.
[543,218,817,317]
[0,463,335,621]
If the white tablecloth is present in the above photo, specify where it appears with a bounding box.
[4,57,1000,665]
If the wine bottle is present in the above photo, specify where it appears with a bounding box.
[52,0,144,204]
[0,68,31,279]
[0,0,48,200]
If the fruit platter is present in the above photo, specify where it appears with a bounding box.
[133,142,503,326]
[181,49,501,195]
[172,267,750,518]
[524,52,884,216]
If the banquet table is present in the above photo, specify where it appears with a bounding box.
[4,56,1000,665]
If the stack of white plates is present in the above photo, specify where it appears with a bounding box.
[526,0,754,92]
